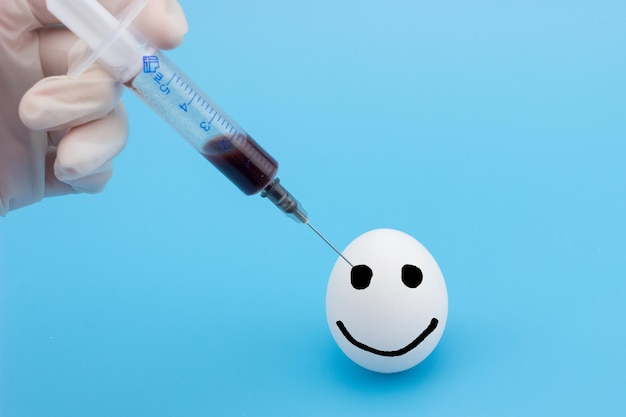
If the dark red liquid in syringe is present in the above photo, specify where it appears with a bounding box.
[201,134,279,195]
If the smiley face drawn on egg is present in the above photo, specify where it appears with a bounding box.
[326,229,448,373]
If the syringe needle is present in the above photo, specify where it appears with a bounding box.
[307,222,353,267]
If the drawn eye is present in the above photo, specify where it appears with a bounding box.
[351,265,373,290]
[401,264,423,288]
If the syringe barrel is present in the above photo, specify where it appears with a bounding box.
[130,53,308,222]
[128,50,278,195]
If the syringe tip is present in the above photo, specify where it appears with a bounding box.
[261,178,308,223]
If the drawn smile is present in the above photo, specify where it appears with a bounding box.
[336,318,439,357]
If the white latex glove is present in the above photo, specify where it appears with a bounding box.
[0,0,188,215]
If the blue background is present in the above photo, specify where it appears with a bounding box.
[1,0,625,415]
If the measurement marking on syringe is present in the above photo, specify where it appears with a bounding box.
[167,72,176,85]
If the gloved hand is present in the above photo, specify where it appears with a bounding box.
[0,0,188,216]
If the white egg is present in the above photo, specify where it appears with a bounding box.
[326,228,448,373]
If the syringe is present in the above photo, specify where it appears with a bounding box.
[46,0,352,267]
